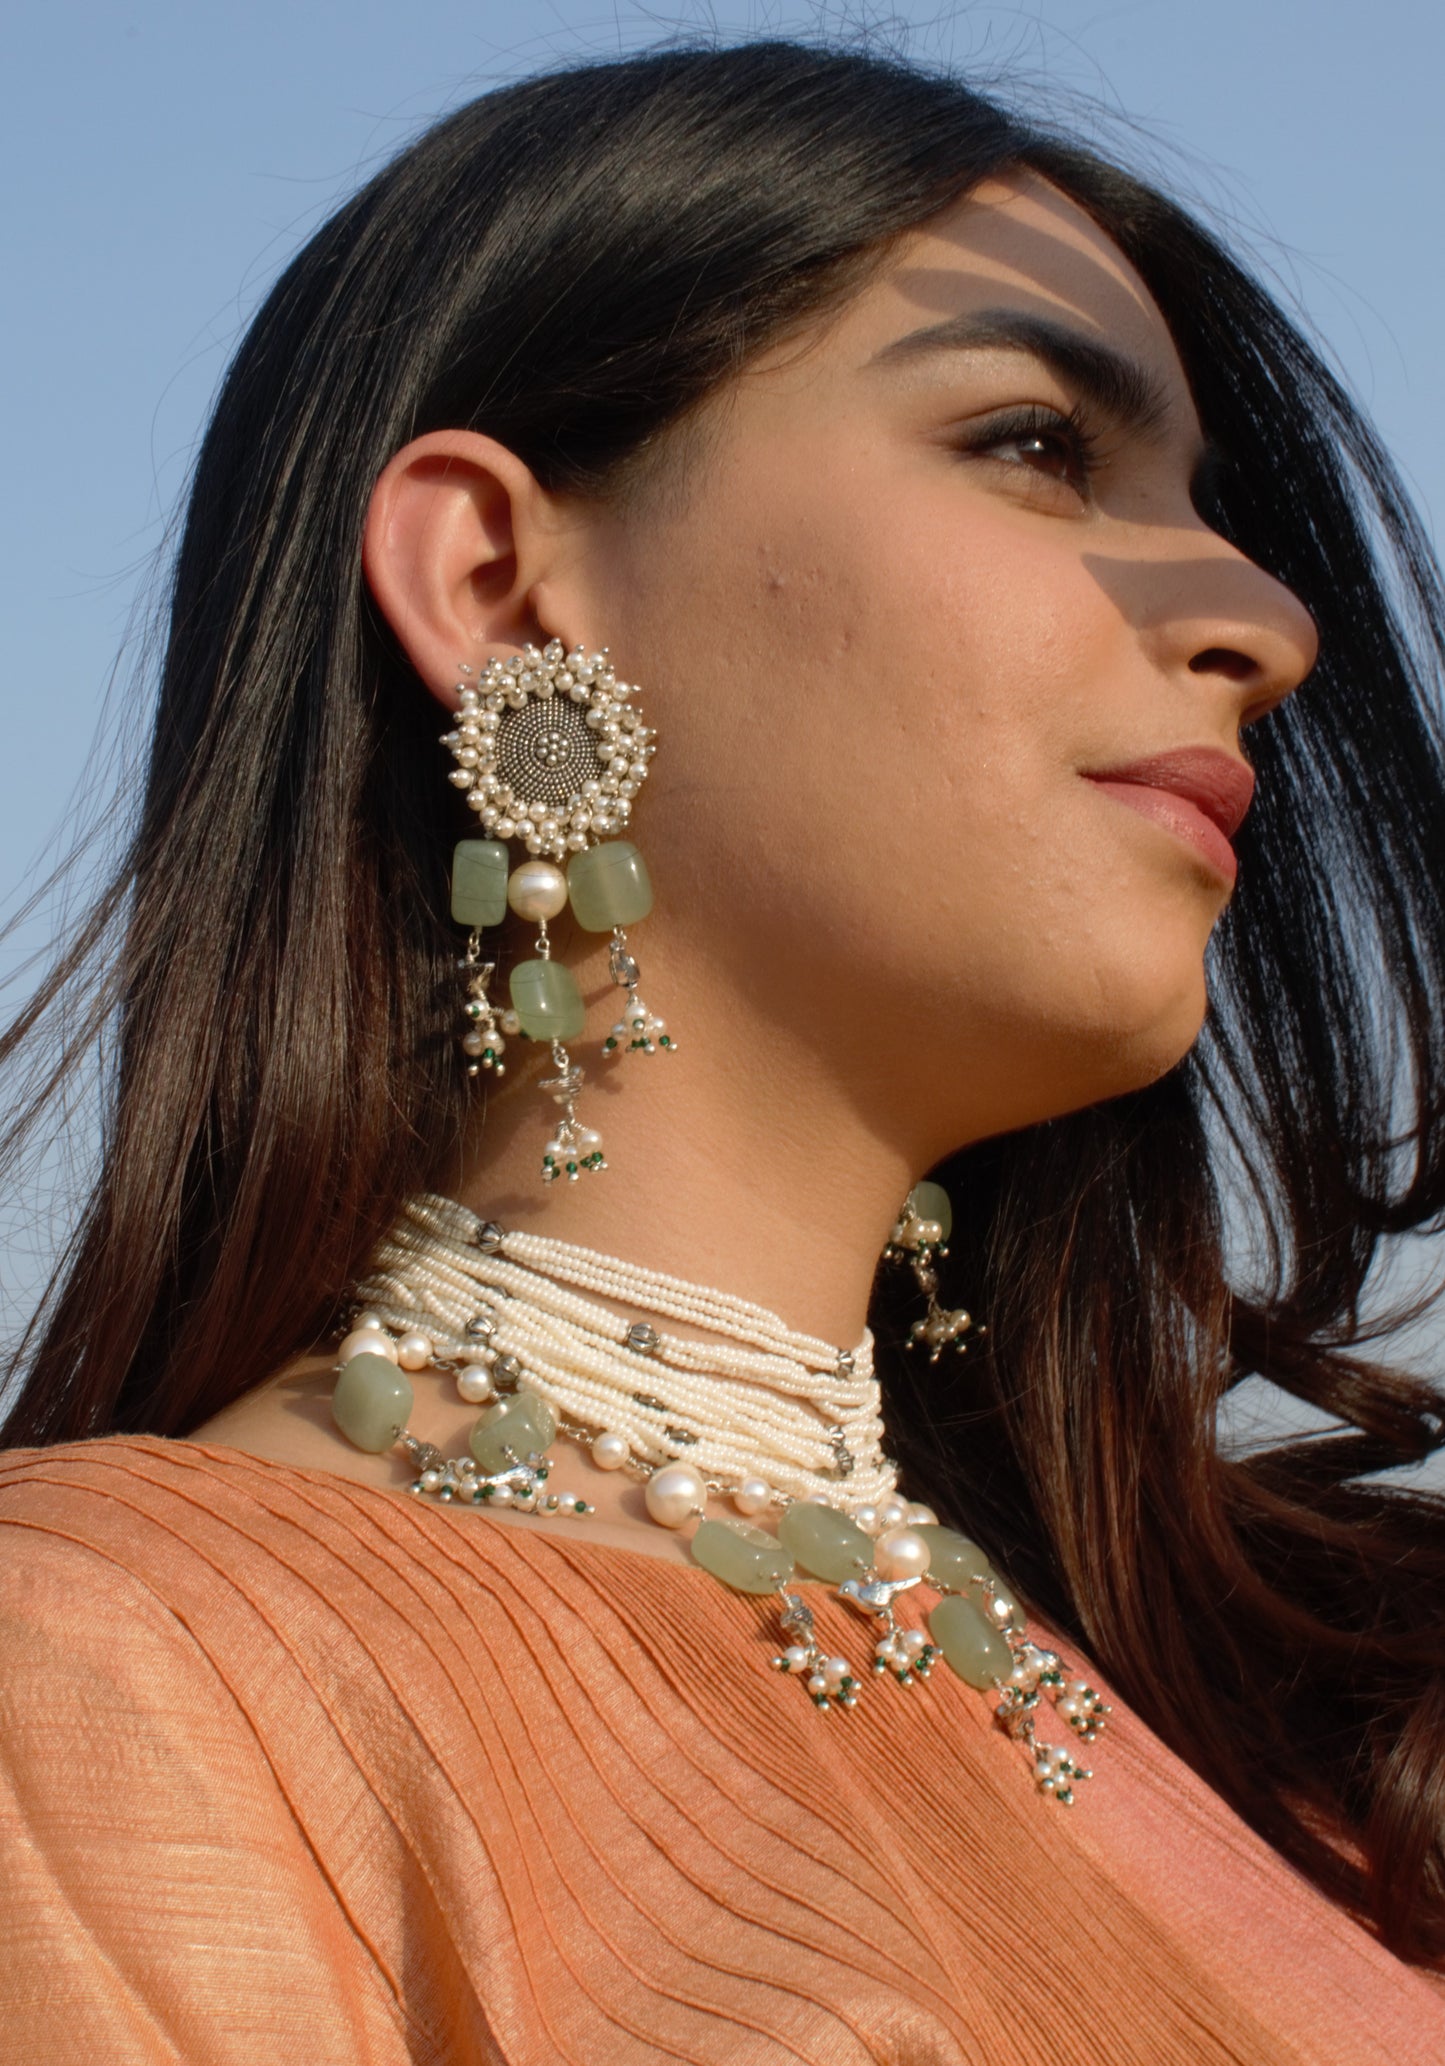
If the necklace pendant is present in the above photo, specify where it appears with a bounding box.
[770,1590,860,1712]
[836,1572,937,1687]
[406,1452,591,1517]
[997,1635,1109,1799]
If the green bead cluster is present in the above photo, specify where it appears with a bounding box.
[871,1634,938,1686]
[542,1148,607,1183]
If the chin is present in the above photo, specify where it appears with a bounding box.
[1086,965,1211,1100]
[1022,943,1212,1109]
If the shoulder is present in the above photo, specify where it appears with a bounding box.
[0,1441,410,2059]
[0,1441,264,1784]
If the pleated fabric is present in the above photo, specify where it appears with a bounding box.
[0,1437,1440,2064]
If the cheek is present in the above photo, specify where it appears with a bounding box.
[606,458,1220,1093]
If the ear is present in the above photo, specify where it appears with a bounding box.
[361,430,580,714]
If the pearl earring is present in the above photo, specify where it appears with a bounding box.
[884,1182,984,1361]
[441,638,677,1183]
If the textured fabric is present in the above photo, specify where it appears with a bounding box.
[0,1437,1440,2064]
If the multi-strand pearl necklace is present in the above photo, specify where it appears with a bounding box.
[328,1193,1110,1805]
[349,1192,898,1519]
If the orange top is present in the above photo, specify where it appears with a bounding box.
[0,1436,1440,2063]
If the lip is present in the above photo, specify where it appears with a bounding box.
[1081,748,1256,887]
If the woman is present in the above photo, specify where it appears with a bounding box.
[1,37,1442,2062]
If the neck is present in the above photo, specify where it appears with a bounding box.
[437,939,932,1350]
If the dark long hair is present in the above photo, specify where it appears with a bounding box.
[4,40,1444,1965]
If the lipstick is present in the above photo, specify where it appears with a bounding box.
[1081,748,1255,886]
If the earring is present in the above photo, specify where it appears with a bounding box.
[442,638,676,1184]
[884,1181,983,1361]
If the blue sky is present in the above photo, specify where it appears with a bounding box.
[2,0,1443,1462]
[6,0,1440,904]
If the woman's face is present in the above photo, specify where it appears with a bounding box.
[564,171,1319,1156]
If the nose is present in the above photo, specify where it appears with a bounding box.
[1154,537,1319,728]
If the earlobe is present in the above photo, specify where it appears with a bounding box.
[361,430,563,713]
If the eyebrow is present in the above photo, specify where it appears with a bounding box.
[869,308,1174,438]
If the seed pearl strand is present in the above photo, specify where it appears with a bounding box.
[351,1194,899,1516]
[360,1224,882,1452]
[406,1196,865,1375]
[346,1294,886,1496]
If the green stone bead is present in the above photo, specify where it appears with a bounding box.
[515,1388,558,1448]
[913,1524,994,1592]
[906,1180,953,1242]
[509,958,585,1040]
[691,1519,795,1595]
[451,840,509,928]
[566,841,653,932]
[778,1501,875,1584]
[928,1592,1013,1690]
[331,1354,413,1454]
[468,1390,555,1475]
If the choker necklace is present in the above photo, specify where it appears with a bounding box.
[331,1191,1109,1806]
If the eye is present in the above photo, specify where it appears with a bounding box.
[956,404,1101,498]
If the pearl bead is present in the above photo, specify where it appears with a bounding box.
[507,859,569,921]
[489,1483,514,1506]
[852,1503,879,1534]
[732,1475,772,1516]
[456,1365,494,1403]
[901,1628,927,1661]
[354,1312,387,1331]
[591,1431,630,1471]
[822,1657,849,1688]
[906,1502,938,1527]
[643,1463,707,1529]
[395,1332,435,1371]
[337,1328,397,1365]
[872,1526,931,1583]
[877,1495,910,1532]
[783,1645,809,1673]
